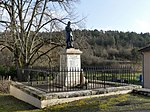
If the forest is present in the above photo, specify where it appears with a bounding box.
[73,29,149,65]
[39,29,150,65]
[0,29,150,67]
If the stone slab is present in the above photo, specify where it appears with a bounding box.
[10,81,142,108]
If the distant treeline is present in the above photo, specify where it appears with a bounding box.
[73,29,150,65]
[40,29,149,66]
[0,29,150,67]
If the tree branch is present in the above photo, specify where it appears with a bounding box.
[30,42,64,65]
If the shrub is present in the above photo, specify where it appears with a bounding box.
[0,66,17,79]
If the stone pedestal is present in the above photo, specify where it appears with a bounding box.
[60,48,82,69]
[54,48,86,87]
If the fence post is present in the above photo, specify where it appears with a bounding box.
[104,66,106,89]
[80,69,84,87]
[8,76,11,81]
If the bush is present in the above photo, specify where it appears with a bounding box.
[0,66,6,76]
[0,66,17,79]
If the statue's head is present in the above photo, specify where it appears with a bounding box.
[68,21,71,26]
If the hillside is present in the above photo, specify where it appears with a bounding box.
[1,30,150,67]
[73,30,150,65]
[48,29,150,66]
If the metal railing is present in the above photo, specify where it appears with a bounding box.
[17,66,142,93]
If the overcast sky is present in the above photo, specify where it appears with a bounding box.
[76,0,150,33]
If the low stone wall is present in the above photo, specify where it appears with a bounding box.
[132,88,150,96]
[10,81,142,108]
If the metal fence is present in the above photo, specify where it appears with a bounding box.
[17,66,142,93]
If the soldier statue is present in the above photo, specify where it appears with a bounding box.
[65,21,74,49]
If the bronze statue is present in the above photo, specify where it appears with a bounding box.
[65,21,74,49]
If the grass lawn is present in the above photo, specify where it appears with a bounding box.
[1,93,150,112]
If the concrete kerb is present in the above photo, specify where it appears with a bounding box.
[10,81,142,108]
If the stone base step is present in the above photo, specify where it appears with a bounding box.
[133,88,150,96]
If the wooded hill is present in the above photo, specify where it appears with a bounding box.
[48,29,150,66]
[73,29,150,65]
[1,30,150,67]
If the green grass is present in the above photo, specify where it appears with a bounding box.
[1,93,150,112]
[86,72,142,85]
[46,94,150,112]
[0,93,38,112]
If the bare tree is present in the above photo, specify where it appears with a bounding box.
[0,0,79,68]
